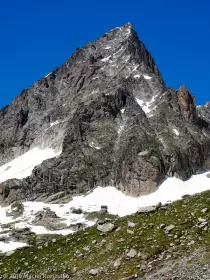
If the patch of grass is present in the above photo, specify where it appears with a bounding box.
[84,211,117,221]
[0,190,210,279]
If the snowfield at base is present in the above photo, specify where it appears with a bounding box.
[0,147,61,183]
[0,171,210,252]
[68,171,210,216]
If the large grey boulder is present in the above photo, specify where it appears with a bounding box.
[89,269,99,276]
[127,248,137,258]
[138,206,157,214]
[97,222,115,233]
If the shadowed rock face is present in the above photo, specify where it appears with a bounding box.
[0,23,210,202]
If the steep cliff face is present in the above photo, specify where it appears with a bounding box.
[0,23,210,202]
[198,102,210,124]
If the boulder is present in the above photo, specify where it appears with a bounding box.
[127,248,137,258]
[97,222,115,233]
[138,206,157,214]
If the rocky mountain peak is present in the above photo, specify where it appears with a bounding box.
[0,24,210,203]
[61,23,164,86]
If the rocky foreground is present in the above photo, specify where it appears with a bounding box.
[0,190,210,279]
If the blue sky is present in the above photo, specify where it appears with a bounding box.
[0,0,209,108]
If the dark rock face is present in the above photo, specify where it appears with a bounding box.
[0,23,210,202]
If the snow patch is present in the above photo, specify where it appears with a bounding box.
[101,56,111,62]
[0,147,61,183]
[45,72,52,78]
[92,76,99,80]
[72,171,210,216]
[0,241,29,253]
[173,129,180,136]
[50,120,60,127]
[144,75,152,80]
[89,142,101,150]
[133,65,138,71]
[13,200,95,236]
[135,95,157,114]
[124,56,130,62]
[113,46,125,57]
[118,125,124,134]
[136,98,152,114]
[55,171,210,217]
[134,73,152,80]
[120,108,125,114]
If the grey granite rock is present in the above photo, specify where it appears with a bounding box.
[97,222,115,233]
[138,206,157,214]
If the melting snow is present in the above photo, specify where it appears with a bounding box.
[12,200,95,235]
[69,171,210,216]
[120,108,125,114]
[134,75,140,78]
[105,46,111,50]
[0,147,61,183]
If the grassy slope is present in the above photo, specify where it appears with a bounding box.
[0,190,210,279]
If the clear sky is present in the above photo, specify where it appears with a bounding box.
[0,0,209,109]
